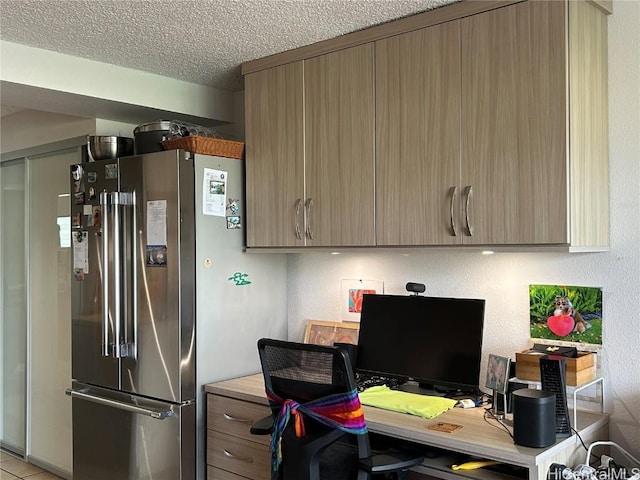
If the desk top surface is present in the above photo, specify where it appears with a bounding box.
[205,373,608,469]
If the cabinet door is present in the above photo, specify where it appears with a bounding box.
[461,1,567,245]
[304,44,375,246]
[245,62,305,247]
[376,22,461,246]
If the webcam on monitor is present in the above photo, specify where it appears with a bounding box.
[405,282,426,295]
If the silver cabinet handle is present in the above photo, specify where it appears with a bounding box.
[464,185,474,236]
[295,199,302,240]
[450,186,458,236]
[65,389,174,420]
[222,413,252,424]
[223,449,253,463]
[305,198,314,240]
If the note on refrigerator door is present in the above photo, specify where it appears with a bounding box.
[73,230,89,279]
[146,200,168,267]
[146,200,167,246]
[202,168,227,217]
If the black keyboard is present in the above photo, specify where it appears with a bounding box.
[540,357,572,437]
[356,373,404,392]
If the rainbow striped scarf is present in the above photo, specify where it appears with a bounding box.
[266,386,367,472]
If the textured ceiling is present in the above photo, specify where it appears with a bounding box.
[0,0,458,92]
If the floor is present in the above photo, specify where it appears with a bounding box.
[0,451,63,480]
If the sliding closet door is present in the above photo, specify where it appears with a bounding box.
[0,159,27,456]
[28,149,75,473]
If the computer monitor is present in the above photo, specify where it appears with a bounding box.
[355,294,485,395]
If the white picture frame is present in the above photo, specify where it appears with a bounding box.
[340,278,384,322]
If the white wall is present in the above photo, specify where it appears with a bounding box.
[95,119,139,138]
[0,111,141,154]
[0,41,234,126]
[287,0,640,458]
[0,110,95,153]
[215,90,245,140]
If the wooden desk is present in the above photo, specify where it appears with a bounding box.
[204,374,608,480]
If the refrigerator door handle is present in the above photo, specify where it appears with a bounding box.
[129,190,137,360]
[101,191,136,359]
[65,388,175,420]
[112,191,135,359]
[100,191,112,357]
[112,191,123,358]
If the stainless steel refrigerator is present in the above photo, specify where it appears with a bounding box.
[66,150,287,480]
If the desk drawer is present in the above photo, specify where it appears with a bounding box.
[208,394,271,445]
[207,465,250,480]
[207,429,271,480]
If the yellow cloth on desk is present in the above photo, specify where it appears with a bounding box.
[358,385,457,419]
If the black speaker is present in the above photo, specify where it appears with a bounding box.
[513,389,556,448]
[495,362,527,414]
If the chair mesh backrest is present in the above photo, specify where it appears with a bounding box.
[259,339,372,474]
[259,339,354,405]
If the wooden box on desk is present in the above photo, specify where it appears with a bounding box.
[515,350,595,386]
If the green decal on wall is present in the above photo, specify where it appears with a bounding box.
[228,272,251,286]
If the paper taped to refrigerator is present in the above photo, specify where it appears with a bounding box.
[73,231,89,275]
[203,168,227,217]
[146,200,167,246]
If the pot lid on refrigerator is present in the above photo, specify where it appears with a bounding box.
[134,121,172,133]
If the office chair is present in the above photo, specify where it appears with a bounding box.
[254,338,424,480]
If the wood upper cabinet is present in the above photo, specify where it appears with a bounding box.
[304,44,375,247]
[377,0,608,249]
[245,44,374,248]
[376,3,567,247]
[376,21,461,246]
[244,0,609,250]
[245,62,304,247]
[460,0,608,248]
[567,0,609,249]
[460,0,568,246]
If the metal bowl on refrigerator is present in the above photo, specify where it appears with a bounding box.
[87,136,134,161]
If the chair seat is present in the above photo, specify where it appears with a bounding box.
[319,438,360,480]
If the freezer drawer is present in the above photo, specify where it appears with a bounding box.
[68,382,195,480]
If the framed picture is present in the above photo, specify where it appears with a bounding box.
[304,320,360,346]
[485,354,511,394]
[340,278,384,322]
[529,284,603,345]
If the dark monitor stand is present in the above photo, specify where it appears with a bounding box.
[397,380,484,402]
[397,381,446,397]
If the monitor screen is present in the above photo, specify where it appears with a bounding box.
[355,294,485,392]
